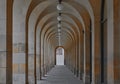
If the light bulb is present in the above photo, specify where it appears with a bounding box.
[57,4,63,11]
[57,16,62,21]
[58,29,61,32]
[58,31,61,35]
[58,23,61,28]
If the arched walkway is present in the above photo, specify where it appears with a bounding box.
[0,0,120,84]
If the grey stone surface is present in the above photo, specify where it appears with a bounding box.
[107,0,114,84]
[13,74,25,84]
[0,68,6,84]
[13,53,25,64]
[37,65,83,84]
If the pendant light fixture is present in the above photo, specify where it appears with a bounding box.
[58,23,61,28]
[57,0,63,11]
[58,28,61,32]
[57,13,62,21]
[57,0,63,46]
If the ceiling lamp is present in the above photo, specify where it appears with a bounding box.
[57,13,62,21]
[57,16,62,21]
[58,23,61,28]
[58,28,61,32]
[57,0,62,46]
[58,32,61,36]
[57,3,63,11]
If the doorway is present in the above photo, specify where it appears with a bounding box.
[56,47,64,65]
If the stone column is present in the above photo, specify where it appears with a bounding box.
[84,31,90,84]
[106,0,114,84]
[79,33,84,80]
[113,0,120,84]
[6,0,13,84]
[92,17,101,84]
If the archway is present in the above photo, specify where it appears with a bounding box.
[56,47,64,65]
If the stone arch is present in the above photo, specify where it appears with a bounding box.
[25,0,94,84]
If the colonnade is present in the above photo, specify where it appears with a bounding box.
[0,0,120,84]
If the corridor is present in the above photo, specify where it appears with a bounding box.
[37,66,83,84]
[0,0,120,84]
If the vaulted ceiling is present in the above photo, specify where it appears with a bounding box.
[24,0,96,49]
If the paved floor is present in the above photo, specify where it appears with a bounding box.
[37,65,83,84]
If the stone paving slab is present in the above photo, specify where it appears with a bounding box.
[37,65,83,84]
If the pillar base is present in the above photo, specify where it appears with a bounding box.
[91,80,103,84]
[91,78,101,84]
[79,72,83,80]
[83,75,90,84]
[114,80,120,84]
